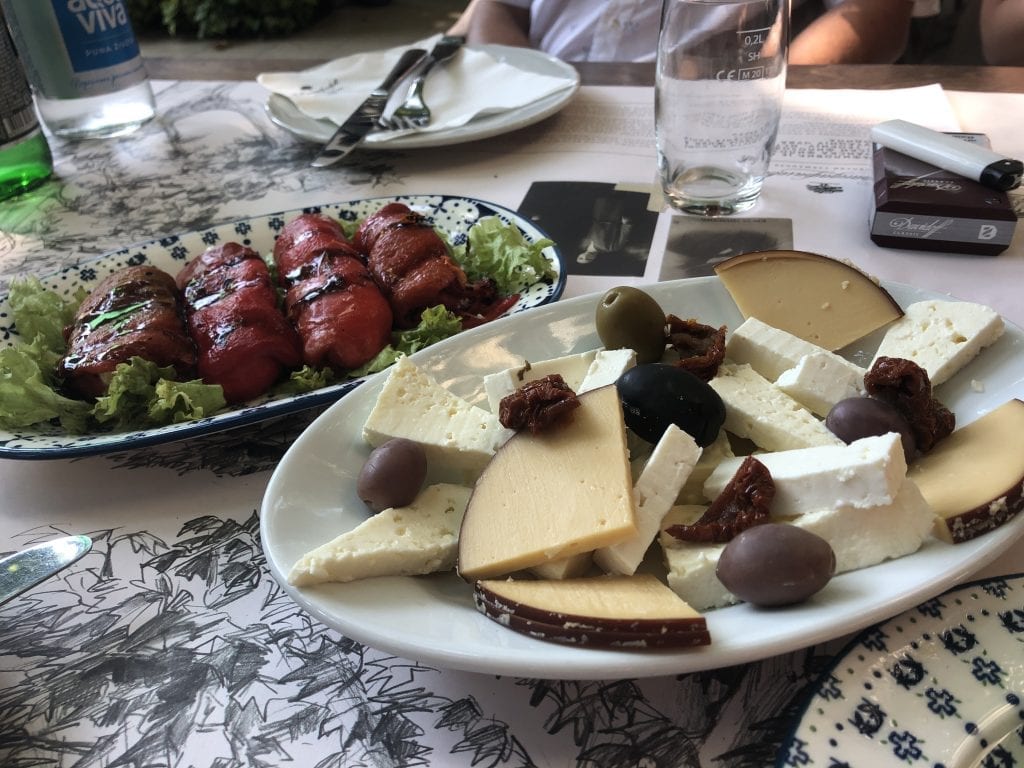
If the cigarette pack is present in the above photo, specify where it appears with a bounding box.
[870,134,1017,256]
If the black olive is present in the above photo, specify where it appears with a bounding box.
[825,396,916,461]
[616,363,725,446]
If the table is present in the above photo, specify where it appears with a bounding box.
[0,60,1021,767]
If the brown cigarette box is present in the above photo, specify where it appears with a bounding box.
[870,134,1017,256]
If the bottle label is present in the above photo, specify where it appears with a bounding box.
[51,0,141,73]
[0,14,40,145]
[1,0,148,99]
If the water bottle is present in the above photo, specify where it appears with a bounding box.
[0,8,52,201]
[0,0,155,139]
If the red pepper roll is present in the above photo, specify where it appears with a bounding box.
[352,202,469,328]
[58,265,196,399]
[273,213,362,284]
[275,213,393,371]
[178,243,302,404]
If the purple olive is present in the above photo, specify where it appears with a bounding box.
[357,438,427,513]
[717,524,836,607]
[825,396,916,461]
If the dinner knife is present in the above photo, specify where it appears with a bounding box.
[0,534,92,606]
[310,46,427,168]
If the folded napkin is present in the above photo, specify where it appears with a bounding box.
[257,36,578,142]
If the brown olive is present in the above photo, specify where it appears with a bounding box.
[357,438,427,513]
[594,286,667,364]
[716,524,836,607]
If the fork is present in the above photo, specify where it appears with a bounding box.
[379,35,464,130]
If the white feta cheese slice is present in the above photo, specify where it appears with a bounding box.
[791,479,933,573]
[530,552,593,580]
[362,356,514,475]
[483,350,597,413]
[775,352,865,417]
[659,506,735,611]
[726,316,866,382]
[288,484,472,586]
[677,430,735,505]
[595,424,702,575]
[578,348,637,392]
[703,432,907,517]
[871,299,1004,386]
[708,363,842,451]
[660,479,934,612]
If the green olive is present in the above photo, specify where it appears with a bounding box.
[594,286,667,364]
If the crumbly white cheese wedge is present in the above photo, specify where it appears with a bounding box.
[703,432,907,517]
[530,552,594,580]
[483,350,597,413]
[658,506,734,611]
[708,363,842,451]
[871,299,1004,386]
[579,348,637,392]
[362,356,513,474]
[726,316,867,382]
[595,424,702,576]
[288,484,472,586]
[677,430,735,505]
[660,480,934,611]
[775,352,865,417]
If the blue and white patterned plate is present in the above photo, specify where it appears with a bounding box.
[778,573,1024,768]
[0,194,565,459]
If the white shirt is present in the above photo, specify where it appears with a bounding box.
[499,0,935,62]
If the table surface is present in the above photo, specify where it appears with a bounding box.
[0,57,1022,767]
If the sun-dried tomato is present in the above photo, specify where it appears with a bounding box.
[666,315,726,382]
[864,356,955,453]
[666,456,774,543]
[498,374,580,434]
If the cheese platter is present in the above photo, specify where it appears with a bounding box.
[260,276,1024,679]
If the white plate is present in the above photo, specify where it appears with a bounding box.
[777,572,1024,767]
[260,277,1024,679]
[265,44,580,148]
[0,194,565,459]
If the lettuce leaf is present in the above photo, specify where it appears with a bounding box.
[92,358,226,430]
[451,215,556,294]
[0,343,92,432]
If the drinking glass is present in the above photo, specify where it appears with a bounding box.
[656,0,789,215]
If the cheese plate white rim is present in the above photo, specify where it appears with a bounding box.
[264,44,580,148]
[0,194,565,459]
[775,571,1024,767]
[260,276,1024,680]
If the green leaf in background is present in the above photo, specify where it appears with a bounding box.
[127,0,330,39]
[452,216,556,295]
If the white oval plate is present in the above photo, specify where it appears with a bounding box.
[777,572,1024,767]
[260,277,1024,679]
[265,44,580,148]
[0,194,565,459]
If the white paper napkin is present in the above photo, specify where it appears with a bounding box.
[257,35,579,142]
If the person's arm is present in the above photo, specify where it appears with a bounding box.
[980,0,1024,65]
[448,0,532,48]
[789,0,915,65]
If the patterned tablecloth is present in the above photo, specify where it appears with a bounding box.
[0,79,1021,768]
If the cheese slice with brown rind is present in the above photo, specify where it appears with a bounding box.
[714,250,903,351]
[908,399,1024,543]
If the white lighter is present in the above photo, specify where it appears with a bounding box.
[870,119,1022,192]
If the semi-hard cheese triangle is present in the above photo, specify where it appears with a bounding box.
[714,250,903,350]
[908,399,1024,543]
[457,385,637,580]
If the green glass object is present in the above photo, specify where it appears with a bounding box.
[0,8,52,201]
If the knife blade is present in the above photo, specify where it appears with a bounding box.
[311,46,427,168]
[0,534,92,606]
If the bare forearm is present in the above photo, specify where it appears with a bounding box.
[980,0,1024,64]
[448,0,531,48]
[789,0,914,64]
